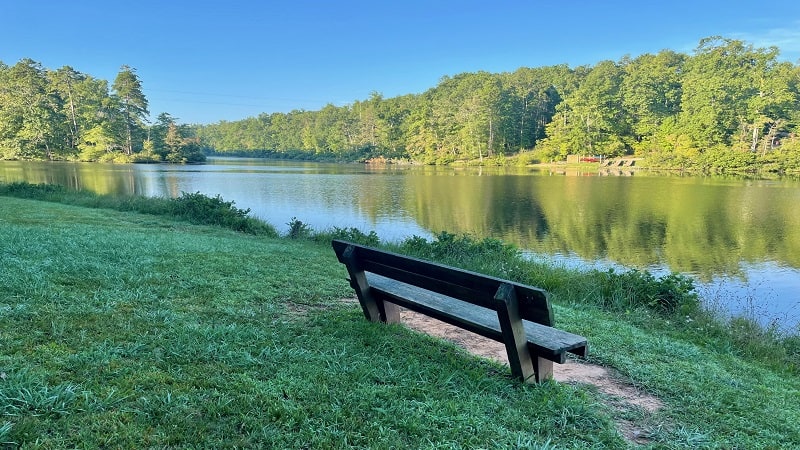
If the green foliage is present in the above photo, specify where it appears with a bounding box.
[593,268,700,314]
[400,231,519,262]
[0,182,277,236]
[315,226,380,246]
[0,59,203,164]
[112,65,149,155]
[191,36,799,173]
[396,233,700,317]
[4,36,800,171]
[285,217,312,239]
[170,191,271,234]
[0,181,68,200]
[512,150,542,166]
[395,232,529,282]
[696,145,758,172]
[77,125,119,160]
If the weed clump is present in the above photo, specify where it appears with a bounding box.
[286,217,313,239]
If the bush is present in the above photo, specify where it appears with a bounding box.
[171,191,248,222]
[395,232,525,280]
[317,226,380,246]
[593,268,699,315]
[694,145,757,172]
[286,217,312,239]
[170,192,276,236]
[514,151,542,166]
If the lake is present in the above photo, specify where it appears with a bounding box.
[2,157,798,332]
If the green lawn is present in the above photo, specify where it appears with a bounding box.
[1,196,798,448]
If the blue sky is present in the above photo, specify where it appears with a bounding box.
[2,0,799,124]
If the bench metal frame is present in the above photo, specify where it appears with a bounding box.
[332,240,587,383]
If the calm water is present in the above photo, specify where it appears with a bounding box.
[2,158,799,331]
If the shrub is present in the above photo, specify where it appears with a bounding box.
[171,191,248,223]
[170,191,276,236]
[697,146,758,172]
[286,217,312,239]
[514,151,541,166]
[593,268,699,315]
[395,232,525,280]
[319,226,380,246]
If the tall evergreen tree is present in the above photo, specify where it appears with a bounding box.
[112,65,149,155]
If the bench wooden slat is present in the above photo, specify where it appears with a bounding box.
[368,273,588,363]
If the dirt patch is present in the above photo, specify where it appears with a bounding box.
[397,307,662,444]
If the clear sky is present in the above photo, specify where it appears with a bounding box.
[2,0,799,124]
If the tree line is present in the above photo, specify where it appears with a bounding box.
[0,60,204,163]
[195,36,800,172]
[3,36,800,171]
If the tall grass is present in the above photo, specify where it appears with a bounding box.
[389,231,699,315]
[0,182,277,236]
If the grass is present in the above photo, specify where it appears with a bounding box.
[1,193,799,448]
[0,182,277,236]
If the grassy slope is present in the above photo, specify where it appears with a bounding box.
[1,196,798,449]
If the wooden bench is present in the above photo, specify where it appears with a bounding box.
[332,240,588,383]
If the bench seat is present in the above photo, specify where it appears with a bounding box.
[368,273,588,363]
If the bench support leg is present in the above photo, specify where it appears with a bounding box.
[377,298,401,324]
[495,283,539,382]
[533,357,554,383]
[341,245,400,324]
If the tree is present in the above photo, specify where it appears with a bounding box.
[0,59,66,159]
[540,62,629,158]
[620,50,685,152]
[112,65,149,155]
[677,37,767,148]
[150,112,177,159]
[78,124,118,160]
[502,65,569,151]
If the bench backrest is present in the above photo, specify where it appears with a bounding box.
[332,240,554,327]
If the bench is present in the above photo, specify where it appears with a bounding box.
[332,239,588,383]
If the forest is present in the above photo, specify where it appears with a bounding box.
[0,62,204,163]
[2,36,800,171]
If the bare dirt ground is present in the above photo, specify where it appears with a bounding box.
[398,308,662,445]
